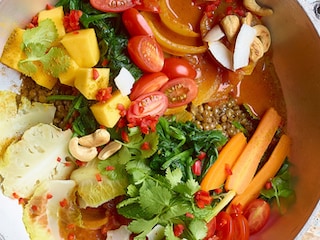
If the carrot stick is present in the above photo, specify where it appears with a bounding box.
[225,107,282,194]
[200,132,247,192]
[227,134,290,212]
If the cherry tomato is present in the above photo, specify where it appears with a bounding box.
[135,0,160,12]
[215,211,234,240]
[160,77,198,108]
[122,8,153,37]
[130,72,169,100]
[204,217,216,240]
[127,91,168,120]
[90,0,135,12]
[231,214,250,240]
[162,57,197,80]
[127,35,164,73]
[243,199,271,234]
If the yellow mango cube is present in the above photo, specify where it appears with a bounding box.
[38,6,66,39]
[90,90,131,128]
[74,68,110,100]
[0,28,25,71]
[59,58,79,86]
[31,61,58,89]
[60,29,100,68]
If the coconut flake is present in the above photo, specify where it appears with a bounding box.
[203,25,225,42]
[233,24,256,71]
[114,67,135,96]
[208,41,233,70]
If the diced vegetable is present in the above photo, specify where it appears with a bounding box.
[228,134,290,210]
[0,123,75,199]
[58,57,79,86]
[90,90,131,128]
[38,6,66,39]
[60,28,100,68]
[200,132,247,191]
[74,68,110,100]
[225,108,282,194]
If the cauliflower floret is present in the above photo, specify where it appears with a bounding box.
[0,90,56,157]
[23,180,78,240]
[0,123,75,199]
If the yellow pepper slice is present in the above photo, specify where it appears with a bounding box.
[159,0,200,37]
[141,12,207,56]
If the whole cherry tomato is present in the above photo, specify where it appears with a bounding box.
[90,0,135,12]
[122,8,153,36]
[162,57,197,80]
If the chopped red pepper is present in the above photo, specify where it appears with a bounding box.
[265,180,273,190]
[121,130,130,143]
[63,10,83,33]
[225,164,233,176]
[46,193,53,199]
[185,212,194,218]
[60,198,68,208]
[105,166,115,171]
[95,173,102,182]
[117,103,127,117]
[141,142,151,150]
[46,4,54,10]
[173,224,185,237]
[214,188,223,194]
[12,192,20,199]
[67,233,76,240]
[192,160,202,176]
[92,68,100,80]
[96,87,112,103]
[197,151,207,161]
[194,190,213,208]
[56,156,62,162]
[31,205,38,212]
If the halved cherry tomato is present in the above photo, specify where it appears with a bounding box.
[243,199,271,235]
[204,217,216,240]
[162,57,197,80]
[127,35,164,73]
[127,91,168,120]
[231,214,250,240]
[122,8,153,37]
[135,0,160,12]
[215,211,234,240]
[130,72,169,100]
[160,77,198,108]
[90,0,135,12]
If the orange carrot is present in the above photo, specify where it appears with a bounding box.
[225,107,282,194]
[200,132,247,192]
[227,134,290,212]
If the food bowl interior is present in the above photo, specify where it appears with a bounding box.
[0,0,319,239]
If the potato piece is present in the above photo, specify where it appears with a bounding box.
[59,58,79,86]
[74,68,110,100]
[0,28,25,71]
[60,29,100,67]
[38,6,66,39]
[90,90,131,128]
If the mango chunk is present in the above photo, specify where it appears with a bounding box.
[74,68,110,100]
[59,58,79,86]
[60,29,100,68]
[0,28,25,71]
[90,91,131,128]
[31,61,58,89]
[38,6,66,39]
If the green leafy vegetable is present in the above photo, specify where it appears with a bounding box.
[18,19,70,77]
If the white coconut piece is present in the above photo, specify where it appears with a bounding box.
[233,23,257,71]
[114,67,135,96]
[203,25,225,42]
[208,41,233,70]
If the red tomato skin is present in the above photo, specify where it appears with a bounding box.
[243,199,271,235]
[160,77,198,108]
[134,0,160,12]
[90,0,135,12]
[122,8,153,36]
[130,72,169,100]
[215,211,234,240]
[231,214,250,240]
[128,35,164,73]
[162,57,197,80]
[204,217,217,240]
[127,91,168,119]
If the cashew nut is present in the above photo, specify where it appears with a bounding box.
[243,0,273,16]
[98,141,122,160]
[78,129,110,148]
[249,37,265,62]
[253,24,271,52]
[69,137,98,162]
[220,15,241,43]
[241,12,253,26]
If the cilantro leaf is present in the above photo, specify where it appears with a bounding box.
[41,47,71,77]
[128,217,159,240]
[188,219,208,240]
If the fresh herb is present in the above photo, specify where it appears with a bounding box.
[260,159,296,208]
[18,19,70,77]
